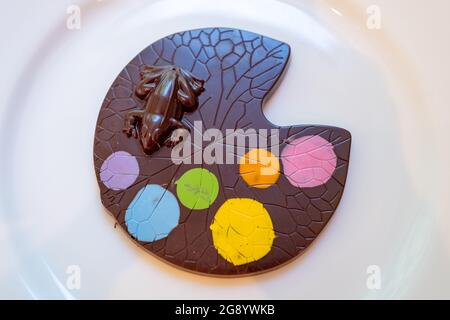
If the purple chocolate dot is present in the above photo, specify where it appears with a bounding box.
[100,151,139,190]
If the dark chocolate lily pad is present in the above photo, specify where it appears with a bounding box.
[93,28,351,276]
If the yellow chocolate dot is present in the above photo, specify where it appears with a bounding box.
[239,148,280,189]
[210,198,275,266]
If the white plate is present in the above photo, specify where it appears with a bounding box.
[0,0,449,299]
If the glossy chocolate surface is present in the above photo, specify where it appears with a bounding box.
[123,65,205,155]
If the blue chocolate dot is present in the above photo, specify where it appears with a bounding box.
[125,184,180,242]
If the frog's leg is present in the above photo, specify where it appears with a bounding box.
[135,67,163,99]
[177,76,198,113]
[135,81,156,100]
[123,110,144,138]
[164,118,190,147]
[179,68,205,95]
[168,118,189,131]
[177,89,197,112]
[151,127,162,142]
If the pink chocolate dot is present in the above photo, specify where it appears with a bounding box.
[281,135,337,188]
[100,151,139,190]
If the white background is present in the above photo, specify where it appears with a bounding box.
[0,0,449,299]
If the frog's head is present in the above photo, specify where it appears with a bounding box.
[135,66,166,99]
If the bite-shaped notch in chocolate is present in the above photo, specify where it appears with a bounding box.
[123,64,205,155]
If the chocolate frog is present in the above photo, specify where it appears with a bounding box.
[123,65,205,154]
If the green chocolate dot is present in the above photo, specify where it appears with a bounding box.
[176,168,219,210]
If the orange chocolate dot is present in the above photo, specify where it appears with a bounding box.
[239,148,280,188]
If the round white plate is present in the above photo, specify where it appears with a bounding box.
[1,0,449,299]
